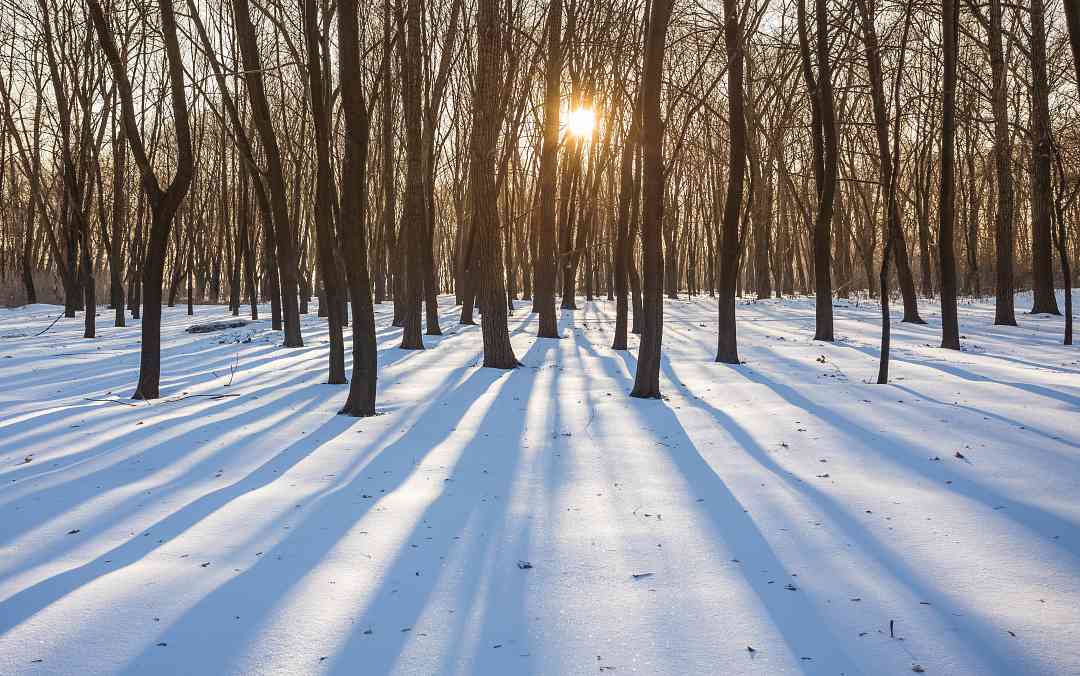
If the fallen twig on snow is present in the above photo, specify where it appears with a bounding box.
[33,314,64,337]
[159,393,242,404]
[83,398,139,407]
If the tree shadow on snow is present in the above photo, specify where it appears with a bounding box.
[117,345,538,675]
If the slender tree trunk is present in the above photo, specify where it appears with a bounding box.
[398,0,426,349]
[110,122,127,326]
[1029,0,1059,315]
[989,0,1016,325]
[853,0,924,324]
[1060,0,1080,344]
[613,116,636,351]
[963,137,981,296]
[630,142,644,334]
[534,0,562,338]
[303,0,345,383]
[21,192,37,304]
[233,0,304,346]
[129,192,143,319]
[874,0,914,383]
[938,0,960,349]
[798,0,835,342]
[186,237,194,316]
[717,0,745,364]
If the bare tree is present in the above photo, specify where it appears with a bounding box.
[631,0,674,399]
[939,0,960,349]
[87,0,193,399]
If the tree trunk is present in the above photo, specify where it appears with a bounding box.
[613,114,636,351]
[853,0,924,324]
[398,0,426,349]
[338,0,379,416]
[233,0,304,346]
[88,0,194,400]
[717,0,745,364]
[303,0,346,383]
[798,0,835,342]
[938,0,960,349]
[989,0,1016,325]
[1028,0,1059,315]
[534,0,562,338]
[471,0,517,368]
[631,0,674,399]
[1060,0,1080,344]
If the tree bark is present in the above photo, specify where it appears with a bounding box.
[232,0,304,346]
[797,0,835,342]
[534,0,562,338]
[398,0,426,349]
[938,0,960,349]
[631,0,674,399]
[613,112,636,351]
[1028,0,1059,315]
[471,0,518,368]
[717,0,745,364]
[337,0,379,416]
[988,0,1016,325]
[302,0,345,383]
[88,0,194,399]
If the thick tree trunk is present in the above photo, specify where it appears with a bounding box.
[338,0,379,416]
[631,0,674,399]
[471,0,517,368]
[88,0,194,399]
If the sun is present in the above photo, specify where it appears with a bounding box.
[566,107,596,138]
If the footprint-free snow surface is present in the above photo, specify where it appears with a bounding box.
[1,294,1078,675]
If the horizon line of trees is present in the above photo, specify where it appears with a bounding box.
[0,0,1078,407]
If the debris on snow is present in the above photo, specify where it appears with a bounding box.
[185,319,249,334]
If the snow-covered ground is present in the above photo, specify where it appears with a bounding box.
[1,292,1077,675]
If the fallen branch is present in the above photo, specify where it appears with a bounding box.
[160,393,242,404]
[34,314,64,337]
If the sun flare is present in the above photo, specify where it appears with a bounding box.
[566,107,597,138]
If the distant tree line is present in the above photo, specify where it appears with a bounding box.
[0,0,1078,404]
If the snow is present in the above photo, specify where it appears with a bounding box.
[0,293,1078,675]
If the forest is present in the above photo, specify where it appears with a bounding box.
[0,0,1078,674]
